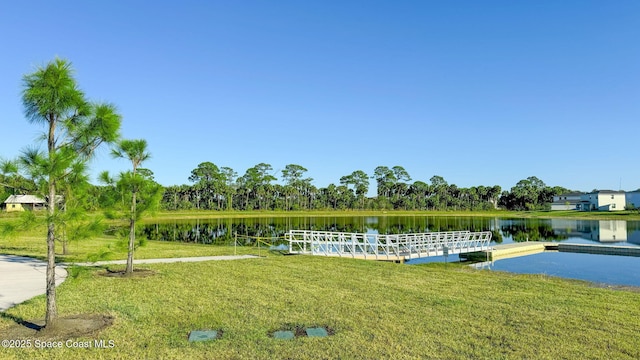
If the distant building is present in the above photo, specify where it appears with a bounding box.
[577,190,626,211]
[550,192,583,211]
[626,191,640,209]
[3,194,46,212]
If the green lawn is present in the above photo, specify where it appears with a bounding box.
[1,253,639,359]
[0,218,259,263]
[0,233,257,263]
[1,212,639,359]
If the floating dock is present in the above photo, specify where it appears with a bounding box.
[466,241,640,261]
[557,243,640,257]
[482,242,554,261]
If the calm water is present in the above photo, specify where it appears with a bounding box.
[142,216,640,286]
[476,252,640,287]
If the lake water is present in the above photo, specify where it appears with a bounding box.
[474,252,640,287]
[142,216,640,286]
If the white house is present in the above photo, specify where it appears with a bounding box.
[550,192,583,210]
[626,191,640,209]
[577,190,626,211]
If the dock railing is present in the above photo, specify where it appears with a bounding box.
[287,230,492,261]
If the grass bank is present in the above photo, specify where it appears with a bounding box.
[0,230,257,263]
[1,255,639,359]
[142,209,640,222]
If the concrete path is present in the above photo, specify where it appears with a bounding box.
[0,255,67,312]
[0,254,259,312]
[68,254,259,266]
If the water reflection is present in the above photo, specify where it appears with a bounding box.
[141,216,640,247]
[500,219,567,242]
[550,219,628,242]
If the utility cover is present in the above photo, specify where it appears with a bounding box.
[272,330,295,340]
[305,327,328,337]
[188,330,219,342]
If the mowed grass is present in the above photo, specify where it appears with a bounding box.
[0,229,257,263]
[1,254,639,359]
[1,214,639,359]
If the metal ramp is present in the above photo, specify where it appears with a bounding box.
[287,230,492,261]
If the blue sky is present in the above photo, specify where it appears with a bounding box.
[1,1,639,194]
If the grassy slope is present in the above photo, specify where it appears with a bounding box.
[1,211,639,359]
[0,256,639,359]
[0,232,256,263]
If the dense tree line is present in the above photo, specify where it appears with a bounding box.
[1,158,572,213]
[155,162,558,212]
[498,176,570,211]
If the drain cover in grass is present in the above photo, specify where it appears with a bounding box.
[305,327,328,337]
[272,330,295,340]
[188,330,219,342]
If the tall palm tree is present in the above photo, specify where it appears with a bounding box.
[111,139,150,274]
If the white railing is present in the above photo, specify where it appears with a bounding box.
[287,230,492,261]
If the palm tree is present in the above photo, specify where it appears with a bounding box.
[111,139,150,274]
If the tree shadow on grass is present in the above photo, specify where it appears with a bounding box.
[0,312,42,331]
[0,312,114,340]
[98,267,156,278]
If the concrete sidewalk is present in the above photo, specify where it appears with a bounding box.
[0,254,259,312]
[68,254,260,266]
[0,255,67,312]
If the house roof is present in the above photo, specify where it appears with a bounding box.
[4,195,46,204]
[556,192,584,197]
[591,190,625,194]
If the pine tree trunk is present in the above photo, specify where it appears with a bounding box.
[45,114,58,329]
[45,182,58,328]
[126,191,136,274]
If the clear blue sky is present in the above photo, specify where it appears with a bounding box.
[1,1,639,194]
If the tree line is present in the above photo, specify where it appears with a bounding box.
[157,163,568,212]
[2,158,571,213]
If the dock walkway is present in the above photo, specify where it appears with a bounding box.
[287,230,492,262]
